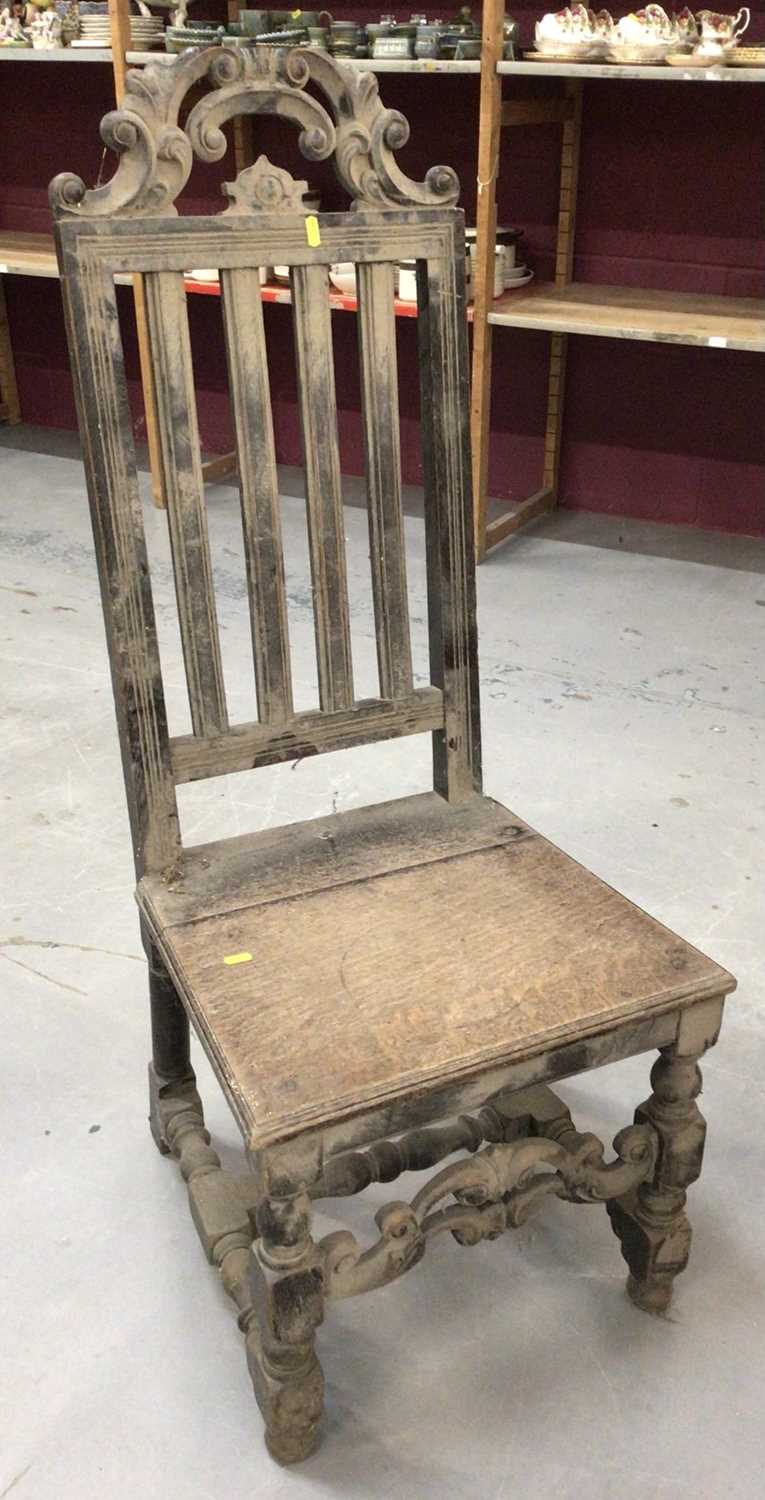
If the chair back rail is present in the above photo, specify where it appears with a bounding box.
[51,48,481,876]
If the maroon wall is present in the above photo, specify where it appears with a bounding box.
[2,3,764,533]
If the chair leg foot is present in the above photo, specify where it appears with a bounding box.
[246,1331,324,1465]
[626,1271,675,1316]
[608,1042,707,1315]
[247,1189,326,1463]
[148,1060,201,1155]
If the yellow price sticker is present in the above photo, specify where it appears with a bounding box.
[223,951,253,966]
[305,214,321,248]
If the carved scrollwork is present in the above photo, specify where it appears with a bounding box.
[321,1122,657,1299]
[222,156,310,215]
[49,44,459,222]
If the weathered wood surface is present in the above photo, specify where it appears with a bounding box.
[356,260,413,699]
[488,281,765,351]
[0,279,20,425]
[144,270,228,736]
[220,268,293,724]
[141,804,734,1151]
[291,263,354,713]
[54,49,737,1463]
[469,0,505,560]
[141,792,528,926]
[170,688,445,782]
[417,248,482,801]
[56,258,180,876]
[608,995,724,1314]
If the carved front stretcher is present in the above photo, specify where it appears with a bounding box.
[52,45,736,1466]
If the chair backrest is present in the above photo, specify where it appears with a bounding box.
[51,47,481,877]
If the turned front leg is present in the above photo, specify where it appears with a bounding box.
[142,921,195,1153]
[247,1189,325,1465]
[608,997,725,1314]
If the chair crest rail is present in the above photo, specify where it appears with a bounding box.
[49,45,459,222]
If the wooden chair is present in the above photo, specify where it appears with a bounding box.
[51,47,736,1465]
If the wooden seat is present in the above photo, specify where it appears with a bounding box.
[140,792,731,1152]
[54,46,736,1467]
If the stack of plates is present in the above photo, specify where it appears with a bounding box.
[72,14,164,47]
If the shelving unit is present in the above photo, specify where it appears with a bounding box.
[3,15,763,542]
[469,2,765,559]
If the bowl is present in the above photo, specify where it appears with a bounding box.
[329,263,357,296]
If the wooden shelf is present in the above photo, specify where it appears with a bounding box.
[0,231,133,284]
[0,235,420,316]
[125,52,481,72]
[488,282,765,353]
[0,232,57,276]
[498,59,765,83]
[188,275,419,318]
[0,47,481,71]
[0,46,115,61]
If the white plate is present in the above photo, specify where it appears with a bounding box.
[501,269,535,290]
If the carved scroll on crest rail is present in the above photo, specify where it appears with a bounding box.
[49,45,459,222]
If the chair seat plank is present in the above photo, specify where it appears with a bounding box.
[220,268,293,724]
[144,270,228,737]
[291,263,354,713]
[356,261,413,699]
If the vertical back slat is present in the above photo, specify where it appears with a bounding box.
[144,271,228,737]
[417,242,482,802]
[220,268,293,724]
[291,264,354,712]
[356,261,413,700]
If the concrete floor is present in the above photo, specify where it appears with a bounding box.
[2,432,764,1500]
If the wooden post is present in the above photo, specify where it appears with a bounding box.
[469,0,505,562]
[0,280,21,425]
[108,0,167,508]
[542,80,583,499]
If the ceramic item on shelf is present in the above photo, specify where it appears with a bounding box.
[535,5,611,59]
[328,17,357,52]
[252,26,308,44]
[468,243,506,297]
[686,5,749,60]
[373,31,414,58]
[398,260,417,301]
[414,20,444,58]
[165,23,226,51]
[30,6,62,44]
[502,268,534,288]
[606,4,688,62]
[239,8,271,34]
[329,263,357,295]
[0,3,29,43]
[502,13,519,55]
[673,5,698,44]
[696,7,750,45]
[665,46,733,62]
[724,43,765,63]
[187,267,267,285]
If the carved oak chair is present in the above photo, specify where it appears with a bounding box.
[51,47,736,1465]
